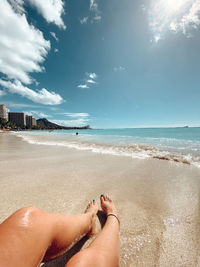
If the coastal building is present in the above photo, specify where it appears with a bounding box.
[8,112,26,128]
[25,115,37,128]
[32,117,37,126]
[26,115,33,128]
[0,104,9,120]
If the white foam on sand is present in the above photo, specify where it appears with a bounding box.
[12,131,200,168]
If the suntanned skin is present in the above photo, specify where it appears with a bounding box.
[0,195,120,267]
[66,195,120,267]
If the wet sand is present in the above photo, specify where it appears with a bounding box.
[0,133,200,266]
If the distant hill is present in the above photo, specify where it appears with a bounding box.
[36,118,91,130]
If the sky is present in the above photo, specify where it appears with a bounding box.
[0,0,200,128]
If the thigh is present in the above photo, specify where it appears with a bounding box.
[0,207,54,267]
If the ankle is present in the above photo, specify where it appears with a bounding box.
[106,209,118,217]
[107,213,120,225]
[85,212,94,226]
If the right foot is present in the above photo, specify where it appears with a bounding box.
[100,195,118,217]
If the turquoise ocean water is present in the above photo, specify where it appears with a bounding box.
[14,127,200,167]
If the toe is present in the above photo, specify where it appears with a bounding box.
[100,194,104,201]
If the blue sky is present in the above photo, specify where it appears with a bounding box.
[0,0,200,128]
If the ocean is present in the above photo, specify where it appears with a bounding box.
[13,127,200,167]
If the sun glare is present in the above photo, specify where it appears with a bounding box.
[164,0,189,12]
[149,0,195,41]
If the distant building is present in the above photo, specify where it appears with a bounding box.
[8,112,26,127]
[0,104,9,120]
[32,117,37,126]
[25,115,37,128]
[26,115,33,128]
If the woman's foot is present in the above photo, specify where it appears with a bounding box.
[100,195,118,217]
[85,200,98,236]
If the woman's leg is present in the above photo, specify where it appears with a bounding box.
[0,201,98,267]
[66,195,120,267]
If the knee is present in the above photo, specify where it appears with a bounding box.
[18,206,41,215]
[13,206,44,222]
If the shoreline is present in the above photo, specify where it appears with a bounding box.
[12,130,200,168]
[0,133,200,266]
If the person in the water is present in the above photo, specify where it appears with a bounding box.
[0,195,120,267]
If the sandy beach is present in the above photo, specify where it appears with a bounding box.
[0,132,200,266]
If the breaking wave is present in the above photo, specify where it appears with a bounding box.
[12,131,200,168]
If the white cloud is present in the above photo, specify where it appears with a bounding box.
[77,84,89,89]
[49,107,60,111]
[4,102,40,108]
[0,0,50,84]
[171,1,200,36]
[27,0,66,29]
[8,0,24,13]
[81,0,101,24]
[0,1,66,106]
[114,66,126,72]
[91,0,102,23]
[0,90,6,97]
[92,15,102,22]
[25,110,51,118]
[78,72,98,89]
[54,48,59,53]
[87,79,96,84]
[52,118,89,127]
[80,17,88,24]
[60,113,89,118]
[149,0,200,41]
[7,0,66,29]
[50,32,59,42]
[90,0,98,11]
[87,72,97,79]
[0,79,64,105]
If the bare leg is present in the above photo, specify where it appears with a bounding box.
[66,195,120,267]
[0,201,98,267]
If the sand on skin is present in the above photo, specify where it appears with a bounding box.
[0,133,200,266]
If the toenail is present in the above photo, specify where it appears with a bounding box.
[101,194,104,197]
[93,199,95,202]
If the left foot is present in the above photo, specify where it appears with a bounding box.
[85,200,98,236]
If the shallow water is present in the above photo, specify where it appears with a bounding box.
[13,127,200,167]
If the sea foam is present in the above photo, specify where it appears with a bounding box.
[12,131,200,168]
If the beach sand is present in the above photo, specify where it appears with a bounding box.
[0,133,200,266]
